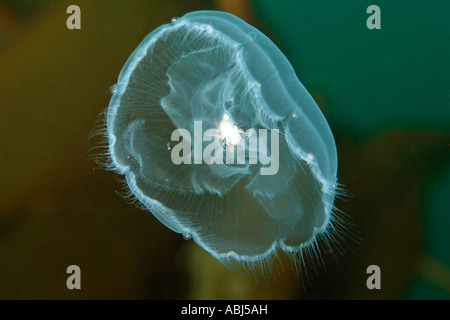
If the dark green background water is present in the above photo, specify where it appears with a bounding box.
[0,0,448,299]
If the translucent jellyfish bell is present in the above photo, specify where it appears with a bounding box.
[103,10,346,279]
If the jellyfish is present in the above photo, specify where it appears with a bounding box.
[100,10,348,280]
